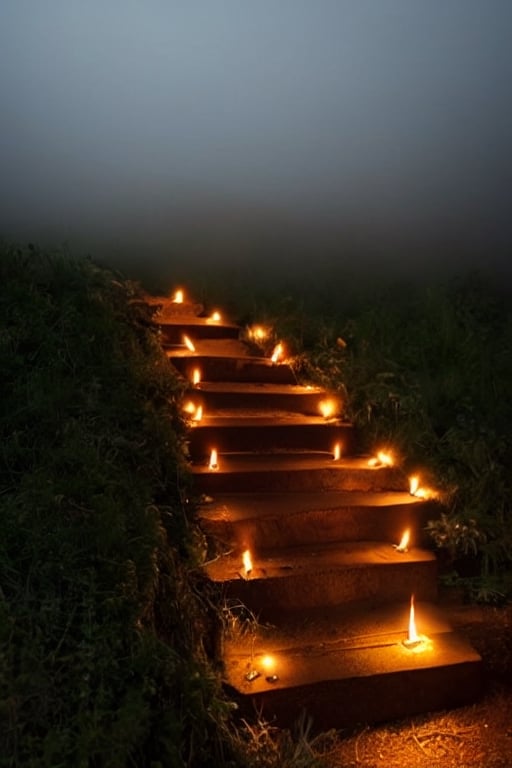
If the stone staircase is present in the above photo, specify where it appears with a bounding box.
[149,291,482,732]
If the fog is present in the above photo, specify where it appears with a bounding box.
[1,1,511,289]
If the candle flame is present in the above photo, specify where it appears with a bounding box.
[408,594,419,643]
[209,448,218,470]
[333,442,341,461]
[249,325,269,341]
[368,450,394,467]
[183,335,195,352]
[192,368,201,386]
[409,475,420,495]
[319,399,335,419]
[242,549,253,576]
[192,405,203,422]
[173,289,184,303]
[261,654,275,672]
[396,529,410,552]
[271,343,284,363]
[377,451,393,466]
[209,310,221,322]
[183,400,196,414]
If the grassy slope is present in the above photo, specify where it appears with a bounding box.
[0,246,236,768]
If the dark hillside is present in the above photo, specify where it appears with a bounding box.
[0,245,234,767]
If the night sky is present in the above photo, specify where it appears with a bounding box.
[1,1,511,286]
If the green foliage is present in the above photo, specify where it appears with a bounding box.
[0,244,236,767]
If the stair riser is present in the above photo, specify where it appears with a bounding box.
[169,356,296,384]
[214,560,438,620]
[200,503,435,551]
[188,424,355,458]
[184,390,334,415]
[226,660,482,731]
[160,324,240,344]
[192,467,407,495]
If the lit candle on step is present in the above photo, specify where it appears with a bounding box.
[183,335,195,351]
[262,654,279,682]
[394,528,410,553]
[208,449,218,470]
[271,342,284,363]
[409,475,420,496]
[209,310,221,322]
[333,442,341,461]
[319,399,335,420]
[242,549,253,578]
[173,289,184,303]
[192,368,201,386]
[192,405,203,422]
[402,594,431,651]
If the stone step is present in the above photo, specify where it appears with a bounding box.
[221,600,482,731]
[182,381,336,416]
[198,490,438,551]
[169,353,297,385]
[186,413,352,458]
[191,453,408,494]
[158,316,241,345]
[204,540,438,618]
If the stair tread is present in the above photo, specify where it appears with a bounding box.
[192,381,325,395]
[199,490,426,522]
[190,410,346,425]
[157,315,239,330]
[224,627,480,696]
[191,452,400,473]
[205,540,435,583]
[166,339,258,357]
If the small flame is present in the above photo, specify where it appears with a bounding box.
[271,342,284,363]
[333,442,341,461]
[173,289,184,303]
[408,594,419,643]
[183,400,196,414]
[249,325,269,341]
[209,448,218,470]
[377,451,393,466]
[396,529,410,552]
[261,654,275,672]
[210,310,221,322]
[319,399,335,419]
[242,549,253,576]
[368,450,394,467]
[409,475,420,496]
[192,405,203,422]
[183,335,196,352]
[192,368,201,386]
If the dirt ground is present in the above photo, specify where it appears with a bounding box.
[314,591,512,768]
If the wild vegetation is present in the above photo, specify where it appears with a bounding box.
[0,245,248,767]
